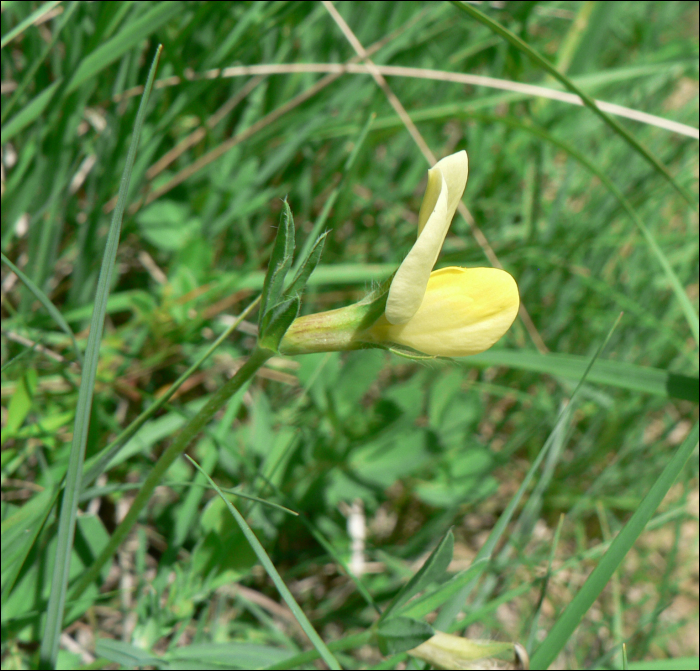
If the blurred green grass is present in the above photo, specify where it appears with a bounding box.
[1,1,698,669]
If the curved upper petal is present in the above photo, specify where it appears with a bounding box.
[368,266,519,357]
[385,173,448,324]
[385,150,469,325]
[418,150,469,236]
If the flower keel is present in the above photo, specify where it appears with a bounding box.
[365,267,519,357]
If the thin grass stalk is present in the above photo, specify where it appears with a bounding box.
[0,252,82,365]
[186,455,342,670]
[38,45,163,670]
[111,63,700,140]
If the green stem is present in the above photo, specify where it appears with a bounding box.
[67,346,273,605]
[81,295,261,489]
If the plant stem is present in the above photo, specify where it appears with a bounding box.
[67,346,273,606]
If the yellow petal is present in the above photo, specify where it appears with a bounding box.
[385,173,448,324]
[367,266,519,357]
[418,150,468,236]
[386,151,469,325]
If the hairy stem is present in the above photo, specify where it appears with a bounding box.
[67,346,273,605]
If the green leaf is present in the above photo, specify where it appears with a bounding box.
[259,296,301,352]
[94,639,160,668]
[466,350,699,403]
[626,658,700,671]
[165,642,293,668]
[397,559,489,620]
[376,617,435,656]
[2,369,37,443]
[259,200,295,326]
[136,201,200,252]
[380,529,454,622]
[283,231,328,301]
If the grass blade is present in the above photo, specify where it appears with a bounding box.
[1,252,83,365]
[449,1,697,208]
[65,3,182,94]
[397,559,489,620]
[185,455,342,670]
[1,486,58,606]
[38,45,163,669]
[0,0,61,49]
[435,314,623,630]
[530,420,699,668]
[467,350,698,403]
[2,79,62,142]
[380,529,454,622]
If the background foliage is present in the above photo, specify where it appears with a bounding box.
[1,1,698,669]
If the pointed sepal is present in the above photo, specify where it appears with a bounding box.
[258,296,301,352]
[259,200,295,328]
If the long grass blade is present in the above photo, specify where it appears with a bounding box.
[467,350,698,403]
[530,420,699,668]
[65,4,181,94]
[434,314,623,629]
[449,1,697,208]
[185,455,342,670]
[38,45,163,669]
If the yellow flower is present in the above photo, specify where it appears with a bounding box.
[366,266,519,357]
[364,150,519,357]
[280,150,519,358]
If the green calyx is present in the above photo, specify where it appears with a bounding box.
[279,282,389,355]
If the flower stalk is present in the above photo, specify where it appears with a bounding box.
[68,346,273,603]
